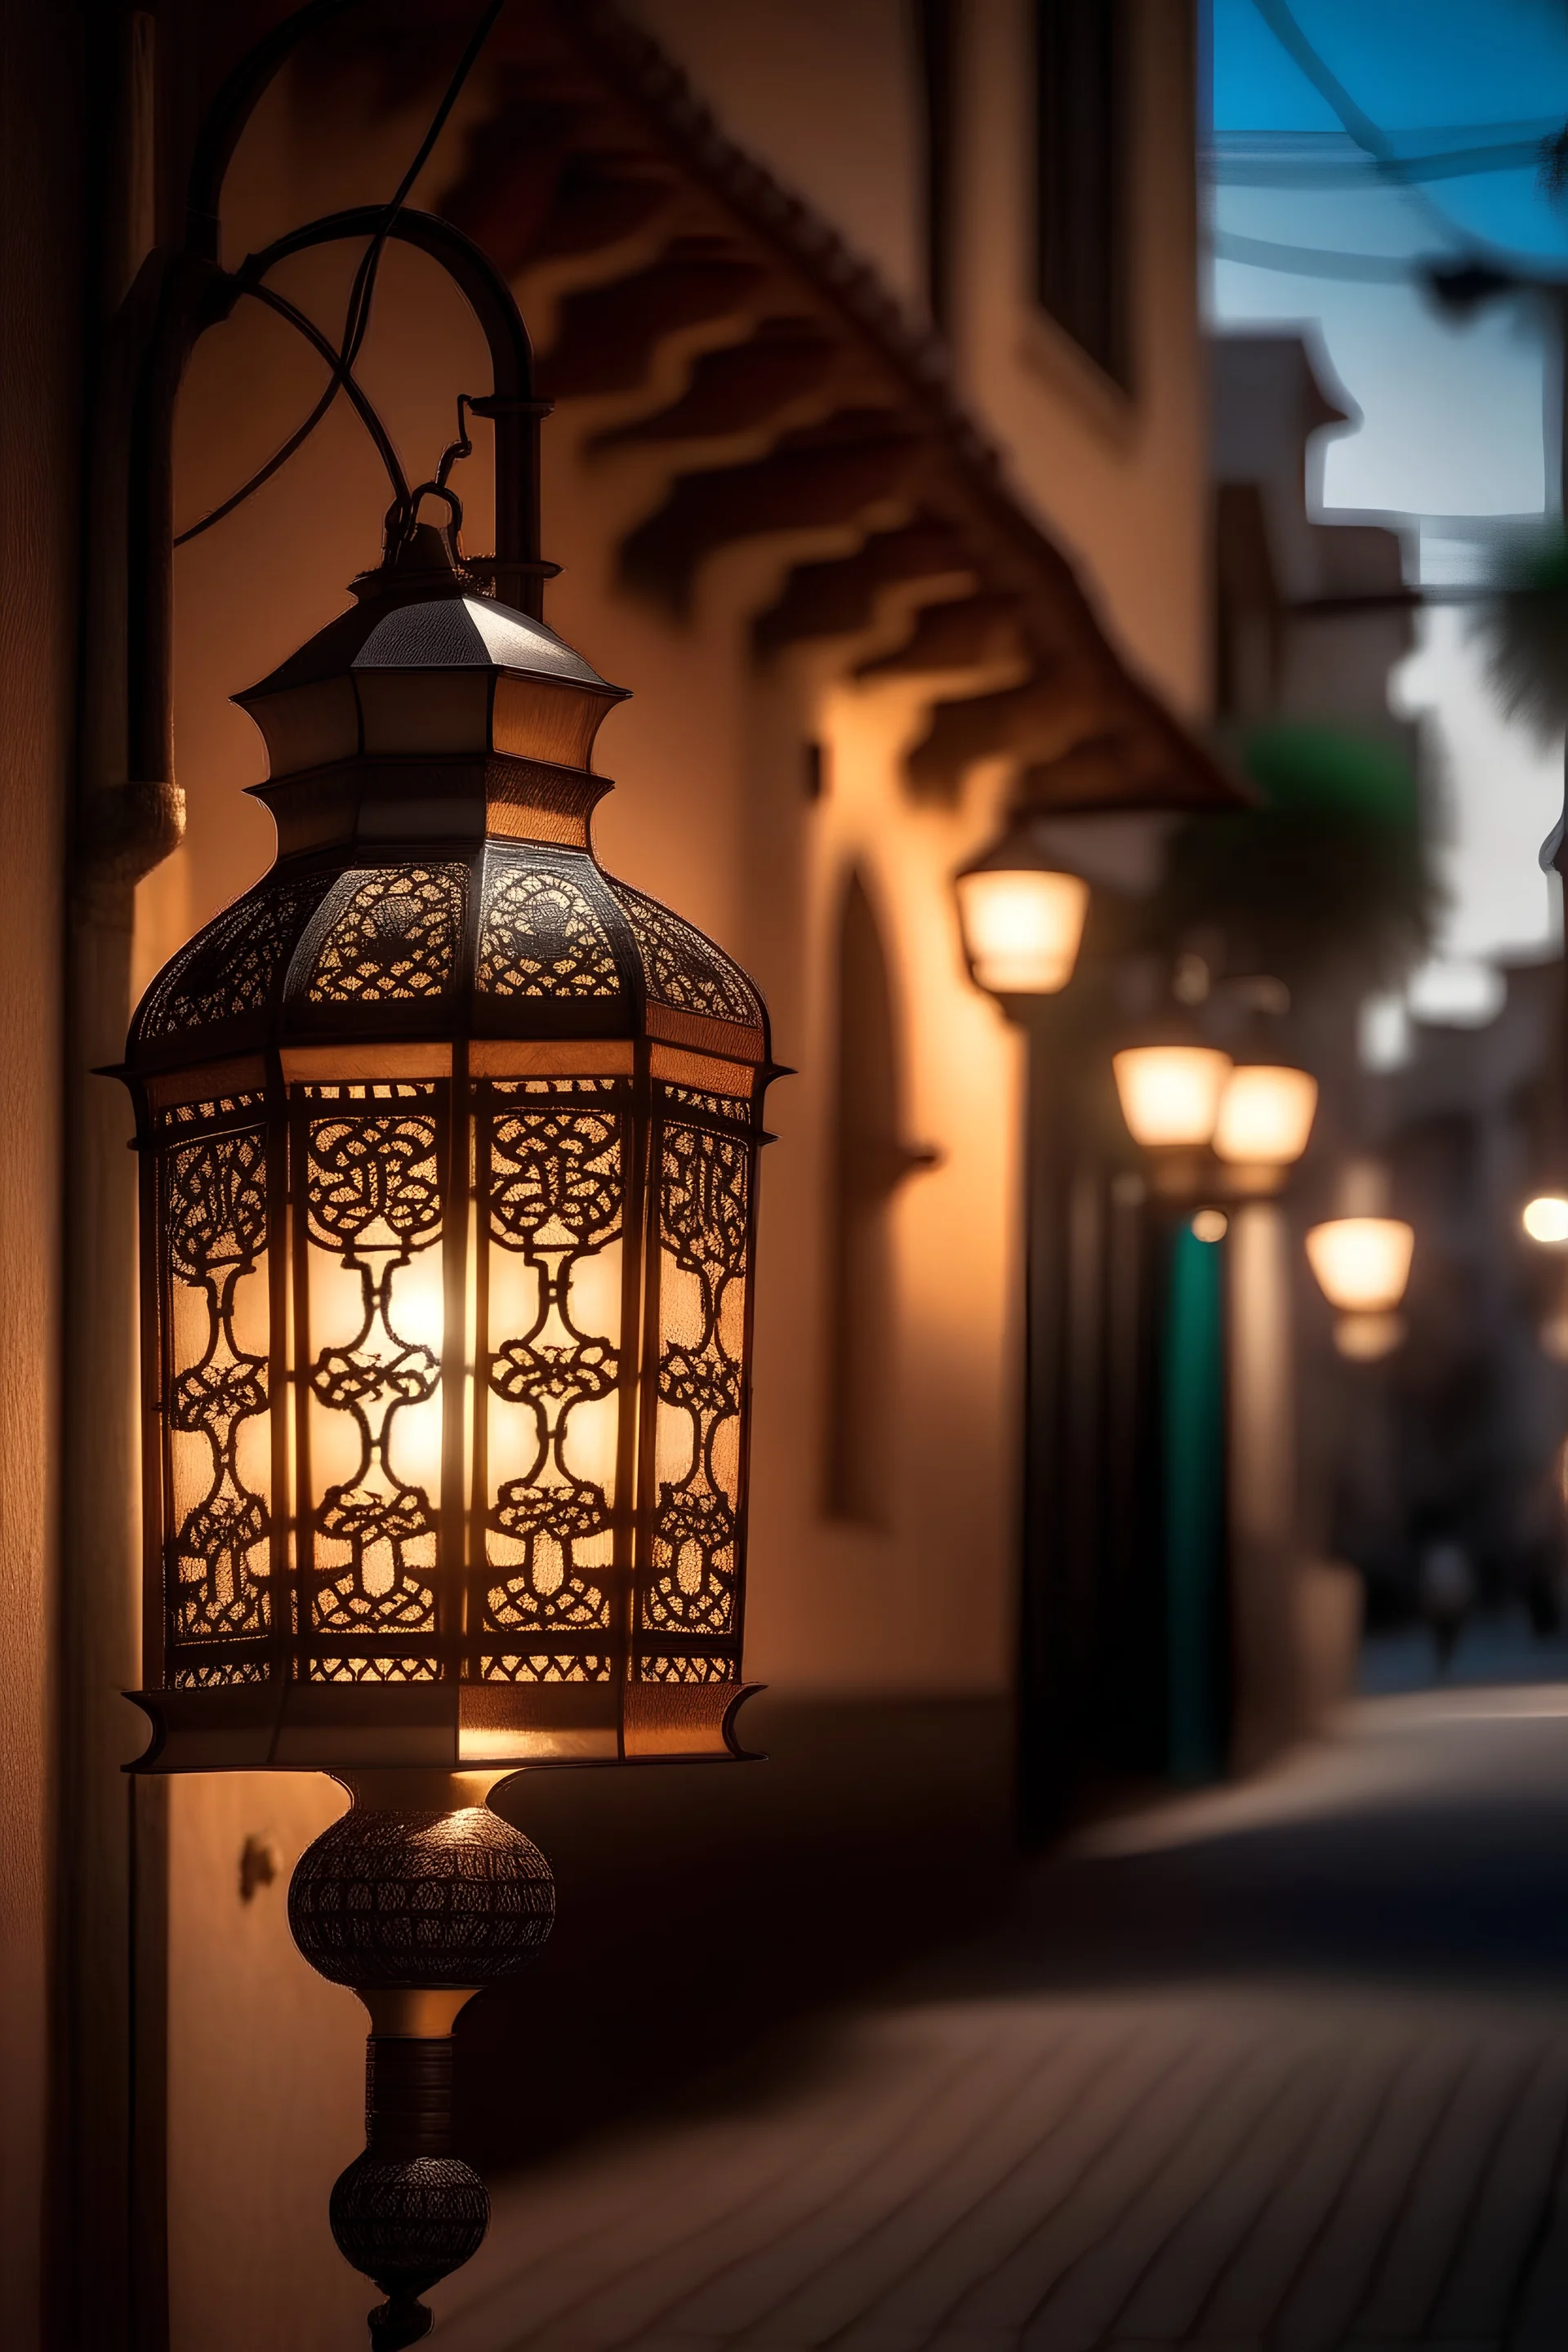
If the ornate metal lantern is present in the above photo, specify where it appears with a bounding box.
[117,505,774,2344]
[126,510,768,1766]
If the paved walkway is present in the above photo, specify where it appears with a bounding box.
[435,1690,1568,2352]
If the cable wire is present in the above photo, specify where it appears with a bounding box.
[1247,0,1478,255]
[174,0,506,549]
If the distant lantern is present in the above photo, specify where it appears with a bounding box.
[1213,1062,1318,1187]
[115,511,775,2341]
[1112,1044,1233,1151]
[1306,1214,1414,1361]
[1524,1194,1568,1245]
[955,817,1090,998]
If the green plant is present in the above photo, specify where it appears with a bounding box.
[1147,723,1432,989]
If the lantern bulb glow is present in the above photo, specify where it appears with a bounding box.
[1524,1195,1568,1245]
[1213,1064,1317,1168]
[956,867,1089,996]
[1112,1045,1232,1149]
[1306,1217,1414,1314]
[1334,1311,1405,1362]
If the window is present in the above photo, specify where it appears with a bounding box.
[915,0,956,335]
[1033,0,1129,385]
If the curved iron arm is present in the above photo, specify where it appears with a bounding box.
[125,2,549,802]
[184,0,368,261]
[238,207,548,607]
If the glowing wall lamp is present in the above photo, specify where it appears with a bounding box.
[1111,1040,1232,1205]
[1306,1216,1414,1361]
[955,821,1090,997]
[1524,1194,1568,1244]
[1113,1044,1234,1148]
[1213,1062,1318,1192]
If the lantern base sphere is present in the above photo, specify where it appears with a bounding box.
[289,1790,555,2344]
[330,2149,490,2350]
[287,1796,556,1988]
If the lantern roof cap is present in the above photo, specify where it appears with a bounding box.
[238,524,625,707]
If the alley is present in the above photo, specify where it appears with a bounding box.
[436,1690,1568,2352]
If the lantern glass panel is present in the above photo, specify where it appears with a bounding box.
[160,1107,274,1684]
[642,1092,754,1684]
[298,1080,447,1681]
[477,1076,627,1683]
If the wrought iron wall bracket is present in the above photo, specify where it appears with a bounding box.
[115,1,549,877]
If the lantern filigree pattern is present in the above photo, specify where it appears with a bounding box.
[480,1078,622,1660]
[163,1111,272,1672]
[305,1083,445,1673]
[123,555,773,1772]
[647,1112,751,1653]
[306,867,465,1004]
[478,862,620,997]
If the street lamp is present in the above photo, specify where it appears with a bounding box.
[1213,1062,1318,1190]
[1112,1042,1234,1150]
[955,818,1090,997]
[1306,1215,1414,1360]
[1524,1194,1568,1244]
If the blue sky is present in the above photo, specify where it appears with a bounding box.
[1208,0,1568,975]
[1210,0,1568,513]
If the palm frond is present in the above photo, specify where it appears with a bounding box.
[1469,529,1568,746]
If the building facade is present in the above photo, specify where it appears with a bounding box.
[1,6,1221,2345]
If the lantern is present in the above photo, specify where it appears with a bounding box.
[1212,1062,1318,1189]
[955,818,1090,997]
[1306,1214,1413,1361]
[1112,1044,1233,1148]
[1524,1195,1568,1244]
[115,510,775,2340]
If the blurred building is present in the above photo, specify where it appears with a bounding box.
[3,5,1227,2346]
[1208,328,1419,1757]
[1346,960,1568,1628]
[1211,325,1568,1680]
[1211,329,1414,755]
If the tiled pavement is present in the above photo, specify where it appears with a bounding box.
[435,1690,1568,2352]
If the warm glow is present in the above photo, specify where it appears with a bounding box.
[1213,1064,1318,1168]
[1524,1195,1568,1244]
[1334,1311,1405,1361]
[1192,1209,1228,1243]
[956,867,1089,995]
[1306,1217,1414,1313]
[1112,1045,1233,1148]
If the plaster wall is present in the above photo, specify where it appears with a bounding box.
[0,5,77,2342]
[630,0,925,312]
[630,0,1209,719]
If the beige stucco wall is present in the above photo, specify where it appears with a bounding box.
[630,0,925,312]
[630,0,1209,719]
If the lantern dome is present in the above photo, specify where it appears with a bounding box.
[127,527,765,1078]
[120,529,773,1780]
